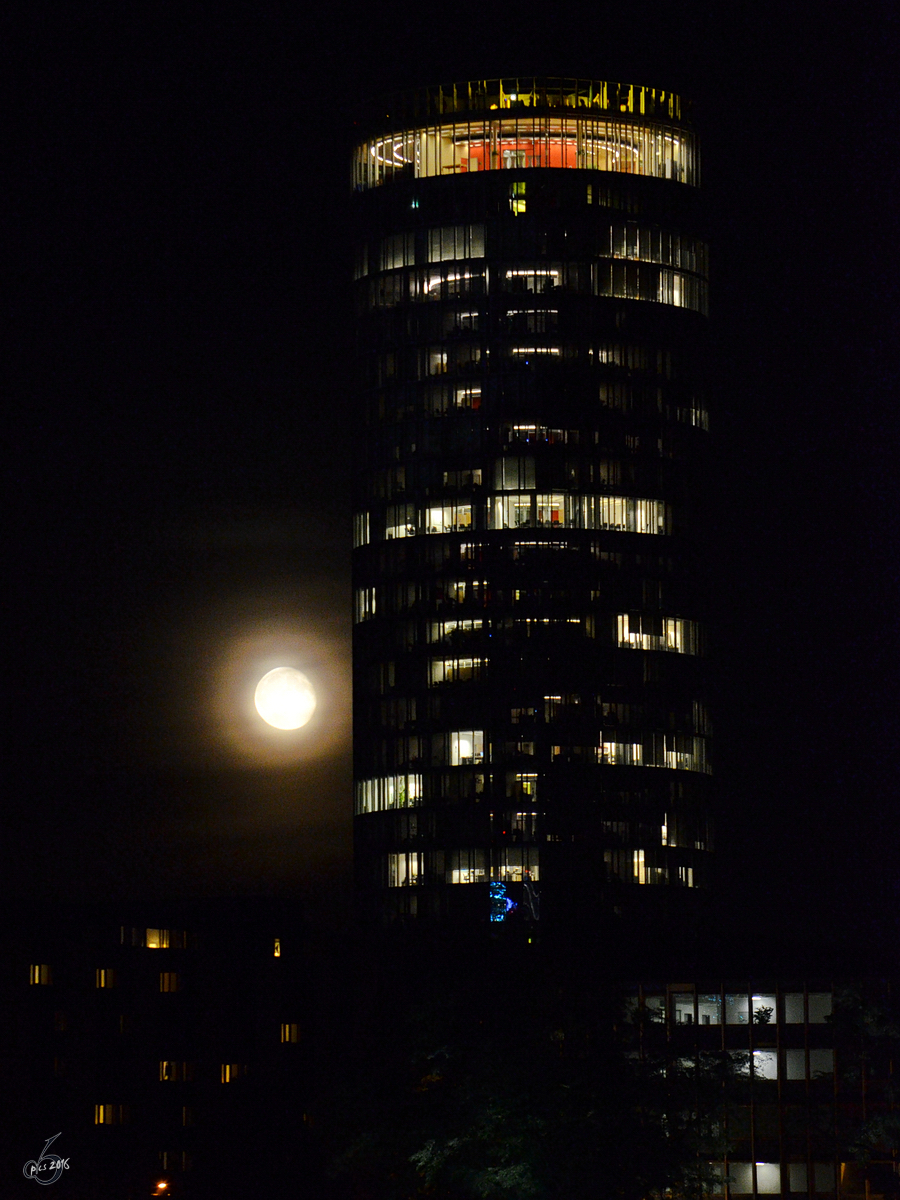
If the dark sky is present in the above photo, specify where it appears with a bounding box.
[8,4,899,948]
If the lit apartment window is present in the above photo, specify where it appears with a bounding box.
[273,939,281,958]
[29,964,52,985]
[159,972,180,993]
[220,1063,247,1083]
[450,730,484,765]
[94,1104,127,1125]
[280,1023,299,1044]
[95,969,116,988]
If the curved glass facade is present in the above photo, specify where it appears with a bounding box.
[354,116,698,190]
[352,78,712,928]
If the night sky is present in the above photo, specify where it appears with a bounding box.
[8,4,898,956]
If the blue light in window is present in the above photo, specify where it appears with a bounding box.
[490,882,517,922]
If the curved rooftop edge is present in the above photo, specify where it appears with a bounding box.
[357,77,691,136]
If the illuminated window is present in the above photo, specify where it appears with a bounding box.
[354,105,697,191]
[752,1051,778,1080]
[144,928,187,949]
[697,995,722,1025]
[273,939,281,958]
[387,852,424,887]
[94,1104,127,1125]
[29,964,51,985]
[429,657,486,685]
[671,993,694,1024]
[353,512,370,547]
[450,730,484,765]
[220,1064,247,1083]
[446,849,486,884]
[453,385,481,408]
[616,614,701,654]
[752,994,777,1024]
[491,494,533,528]
[355,774,422,814]
[159,972,180,993]
[354,587,377,622]
[425,503,472,533]
[496,846,540,882]
[385,503,415,540]
[509,181,526,215]
[428,618,483,643]
[280,1023,299,1044]
[95,969,116,988]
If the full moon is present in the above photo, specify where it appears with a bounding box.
[254,667,316,730]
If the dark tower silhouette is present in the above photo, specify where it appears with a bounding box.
[351,78,712,933]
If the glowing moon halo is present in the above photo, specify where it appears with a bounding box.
[254,667,316,730]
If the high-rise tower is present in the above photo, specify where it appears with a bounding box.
[351,79,712,931]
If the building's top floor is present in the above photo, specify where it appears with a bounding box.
[358,78,689,136]
[353,78,697,193]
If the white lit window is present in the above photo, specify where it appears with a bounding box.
[753,1051,778,1080]
[429,657,485,685]
[491,494,532,528]
[454,385,481,409]
[385,503,415,540]
[355,774,422,814]
[354,587,377,622]
[446,848,486,884]
[425,503,472,533]
[616,614,701,654]
[388,852,424,887]
[755,1163,782,1194]
[450,731,484,765]
[353,512,370,547]
[428,618,483,643]
[496,846,540,882]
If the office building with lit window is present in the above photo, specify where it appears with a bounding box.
[352,78,713,929]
